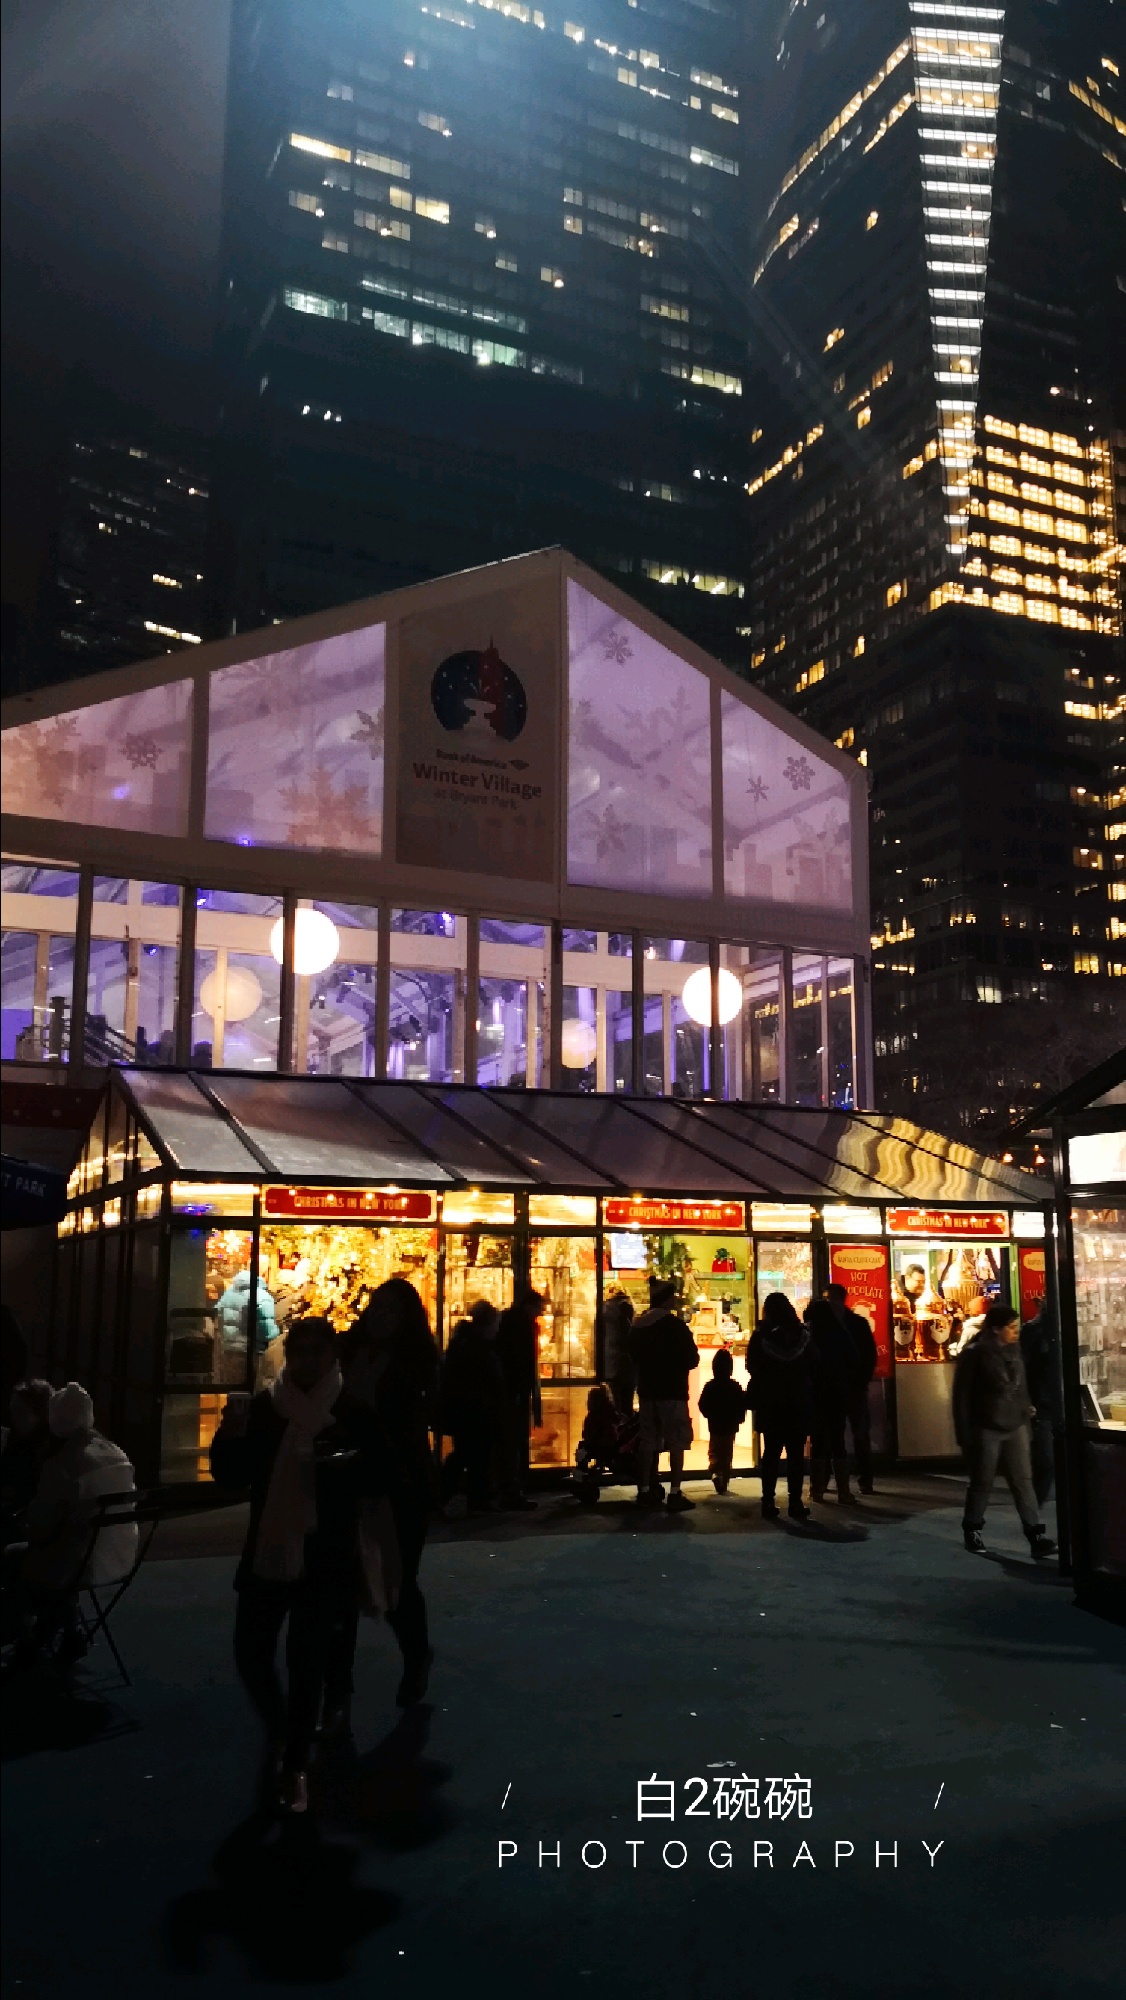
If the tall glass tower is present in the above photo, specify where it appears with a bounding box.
[739,0,1125,1127]
[212,0,754,662]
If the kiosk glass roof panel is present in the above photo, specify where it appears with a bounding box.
[495,1092,748,1193]
[123,1072,262,1175]
[414,1087,615,1189]
[353,1083,538,1185]
[203,1076,451,1183]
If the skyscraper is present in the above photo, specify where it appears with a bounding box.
[742,0,1124,1127]
[51,430,209,686]
[212,0,754,663]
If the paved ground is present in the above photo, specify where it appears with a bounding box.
[3,1477,1124,2000]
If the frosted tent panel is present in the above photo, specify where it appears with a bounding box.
[567,582,712,897]
[721,692,852,911]
[206,624,385,853]
[1,681,192,836]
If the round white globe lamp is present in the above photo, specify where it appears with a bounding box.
[680,965,742,1028]
[199,964,263,1023]
[560,1018,598,1070]
[269,909,341,978]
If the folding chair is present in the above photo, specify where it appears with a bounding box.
[73,1489,164,1687]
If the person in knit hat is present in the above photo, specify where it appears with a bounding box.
[3,1381,136,1662]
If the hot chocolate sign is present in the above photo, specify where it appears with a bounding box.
[395,582,558,881]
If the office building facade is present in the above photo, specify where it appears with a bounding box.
[52,431,209,685]
[212,0,754,663]
[741,0,1124,1125]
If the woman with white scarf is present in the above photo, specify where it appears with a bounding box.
[211,1315,384,1815]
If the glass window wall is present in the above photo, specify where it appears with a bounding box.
[478,920,547,1087]
[193,888,283,1071]
[1,863,80,1063]
[296,900,378,1077]
[791,952,825,1106]
[827,957,855,1108]
[86,877,181,1066]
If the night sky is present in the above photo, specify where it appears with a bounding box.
[1,0,230,621]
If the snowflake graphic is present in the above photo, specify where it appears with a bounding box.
[746,775,769,804]
[601,628,633,664]
[350,707,384,758]
[279,763,375,850]
[783,755,813,791]
[122,733,161,771]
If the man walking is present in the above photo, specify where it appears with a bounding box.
[629,1278,700,1512]
[825,1281,878,1494]
[953,1302,1057,1559]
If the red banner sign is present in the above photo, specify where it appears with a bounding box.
[829,1242,893,1379]
[886,1208,1009,1240]
[263,1187,435,1222]
[1017,1245,1047,1323]
[603,1198,746,1231]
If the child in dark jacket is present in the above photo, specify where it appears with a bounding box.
[697,1349,748,1493]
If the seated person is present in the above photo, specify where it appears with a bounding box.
[577,1383,620,1471]
[3,1384,137,1661]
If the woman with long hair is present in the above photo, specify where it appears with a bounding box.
[338,1277,440,1711]
[746,1293,813,1522]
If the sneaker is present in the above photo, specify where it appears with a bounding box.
[810,1490,827,1504]
[837,1489,860,1507]
[396,1646,435,1709]
[858,1482,875,1496]
[666,1490,695,1513]
[787,1501,810,1522]
[635,1488,663,1508]
[760,1498,780,1521]
[277,1768,309,1815]
[963,1527,986,1554]
[1027,1531,1058,1561]
[713,1476,729,1495]
[502,1495,539,1512]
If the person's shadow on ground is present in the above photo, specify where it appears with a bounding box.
[163,1707,452,1979]
[163,1810,401,1981]
[316,1702,456,1850]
